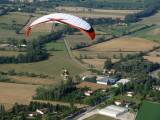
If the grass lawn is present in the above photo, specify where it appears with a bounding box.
[115,24,145,33]
[136,101,160,120]
[84,114,116,120]
[114,95,141,104]
[129,25,160,43]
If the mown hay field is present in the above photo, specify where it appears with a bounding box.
[81,36,159,52]
[71,36,159,69]
[0,82,38,110]
[76,81,110,91]
[0,51,24,56]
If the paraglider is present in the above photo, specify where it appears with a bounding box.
[26,13,95,40]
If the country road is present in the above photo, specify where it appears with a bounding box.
[63,37,89,69]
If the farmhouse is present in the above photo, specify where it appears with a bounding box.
[84,91,93,96]
[113,79,130,87]
[152,85,160,90]
[127,92,135,97]
[102,69,116,74]
[115,100,124,106]
[97,77,117,85]
[36,108,49,114]
[28,112,41,117]
[99,105,128,117]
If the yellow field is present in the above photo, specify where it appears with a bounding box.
[71,36,159,69]
[84,36,159,52]
[0,82,38,110]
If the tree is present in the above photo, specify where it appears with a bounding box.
[104,58,113,69]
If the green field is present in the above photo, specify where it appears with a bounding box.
[0,12,50,41]
[84,114,116,120]
[130,25,160,43]
[115,24,145,33]
[136,101,160,120]
[0,39,86,80]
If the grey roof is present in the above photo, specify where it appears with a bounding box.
[98,77,117,83]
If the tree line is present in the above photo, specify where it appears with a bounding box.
[0,101,79,120]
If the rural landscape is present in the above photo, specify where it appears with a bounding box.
[0,0,160,120]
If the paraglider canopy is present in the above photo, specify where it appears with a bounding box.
[26,13,95,40]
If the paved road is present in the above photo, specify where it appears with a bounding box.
[77,109,99,120]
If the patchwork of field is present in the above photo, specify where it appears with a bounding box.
[56,6,142,19]
[136,102,160,120]
[0,82,38,110]
[144,49,160,63]
[82,36,159,52]
[76,81,110,90]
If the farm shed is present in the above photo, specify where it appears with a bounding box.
[113,79,130,87]
[97,77,117,85]
[99,105,128,117]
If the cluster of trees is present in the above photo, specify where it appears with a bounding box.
[0,101,79,120]
[86,17,122,26]
[34,78,107,105]
[125,0,160,23]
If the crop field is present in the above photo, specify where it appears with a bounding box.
[76,81,110,90]
[130,25,160,43]
[71,36,159,69]
[55,6,142,19]
[115,24,145,33]
[136,102,160,120]
[81,36,159,52]
[0,82,38,110]
[84,114,116,120]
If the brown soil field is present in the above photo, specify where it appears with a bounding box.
[56,6,142,14]
[76,81,110,91]
[31,100,88,108]
[82,36,159,52]
[9,76,55,85]
[0,82,38,110]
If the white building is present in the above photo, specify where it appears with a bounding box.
[99,105,128,117]
[113,79,130,87]
[84,91,93,96]
[115,100,124,106]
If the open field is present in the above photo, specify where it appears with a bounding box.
[9,76,55,85]
[130,25,160,43]
[76,81,110,91]
[136,101,160,120]
[0,51,24,56]
[0,39,86,79]
[84,114,116,120]
[0,12,51,41]
[82,36,159,52]
[0,82,38,110]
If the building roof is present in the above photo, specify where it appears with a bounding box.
[115,100,124,103]
[98,77,117,83]
[99,105,128,115]
[113,79,130,87]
